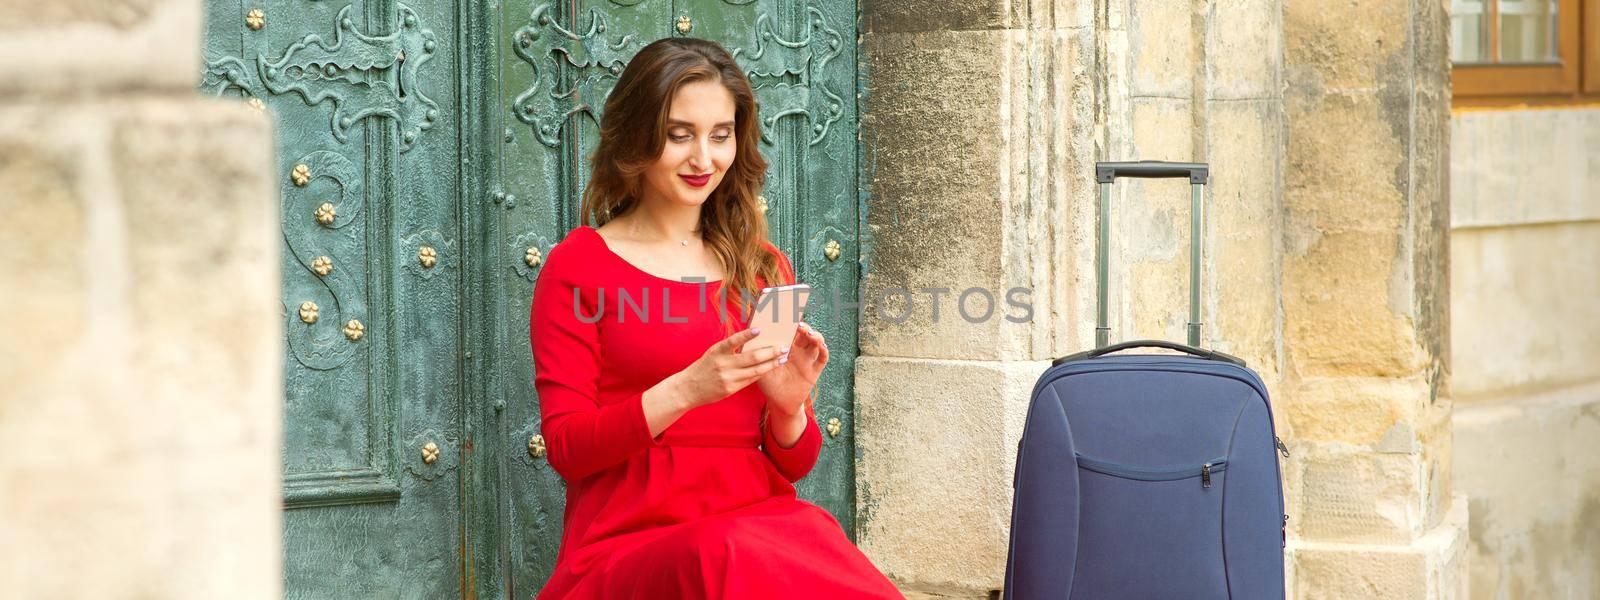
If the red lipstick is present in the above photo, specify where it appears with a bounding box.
[679,173,712,188]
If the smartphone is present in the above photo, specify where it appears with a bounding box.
[743,283,812,353]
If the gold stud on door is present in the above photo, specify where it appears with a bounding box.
[314,202,336,226]
[528,435,546,459]
[343,319,364,341]
[298,301,319,324]
[421,441,440,464]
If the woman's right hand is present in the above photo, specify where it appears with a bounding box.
[670,328,787,409]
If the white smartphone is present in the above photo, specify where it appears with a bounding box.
[743,283,813,353]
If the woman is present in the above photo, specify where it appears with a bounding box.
[528,38,903,599]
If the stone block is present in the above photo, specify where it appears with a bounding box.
[1450,224,1600,395]
[1286,375,1430,444]
[1204,99,1282,372]
[1451,109,1600,228]
[1284,92,1406,233]
[0,0,202,97]
[1207,0,1281,100]
[1290,440,1446,544]
[855,356,1048,593]
[861,29,1046,361]
[1127,0,1194,98]
[1284,0,1410,92]
[1289,494,1469,599]
[0,96,281,597]
[1283,227,1430,378]
[862,0,1013,33]
[1453,381,1600,600]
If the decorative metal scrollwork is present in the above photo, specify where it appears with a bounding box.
[511,4,643,148]
[281,150,366,370]
[510,4,845,148]
[733,8,846,146]
[200,3,439,152]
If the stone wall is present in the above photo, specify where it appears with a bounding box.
[1449,107,1600,600]
[0,0,283,596]
[856,0,1465,597]
[851,0,1297,590]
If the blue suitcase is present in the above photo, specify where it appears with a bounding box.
[1003,162,1288,599]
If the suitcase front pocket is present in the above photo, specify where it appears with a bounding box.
[1076,454,1227,487]
[1071,453,1230,599]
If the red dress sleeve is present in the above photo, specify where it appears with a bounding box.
[758,241,824,482]
[529,241,656,482]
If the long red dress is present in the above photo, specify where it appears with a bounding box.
[529,225,904,599]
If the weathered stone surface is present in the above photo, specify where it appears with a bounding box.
[0,121,87,393]
[1290,495,1469,600]
[862,0,1013,34]
[1454,381,1600,600]
[0,0,201,97]
[1204,99,1282,371]
[855,356,1047,594]
[0,96,281,598]
[1127,0,1193,98]
[1206,0,1281,100]
[1450,224,1600,395]
[860,29,1048,362]
[1452,109,1600,228]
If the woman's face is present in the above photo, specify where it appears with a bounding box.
[640,78,738,208]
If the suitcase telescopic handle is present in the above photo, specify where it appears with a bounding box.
[1093,161,1209,350]
[1095,161,1209,184]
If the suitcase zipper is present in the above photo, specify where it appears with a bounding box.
[1076,453,1228,488]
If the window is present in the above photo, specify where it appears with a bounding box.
[1451,0,1599,106]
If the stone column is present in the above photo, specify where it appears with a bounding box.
[1282,0,1468,597]
[0,1,283,597]
[854,2,1089,595]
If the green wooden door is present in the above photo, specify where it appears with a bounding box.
[479,0,861,594]
[202,0,858,596]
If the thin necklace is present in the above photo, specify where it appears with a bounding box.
[628,218,699,246]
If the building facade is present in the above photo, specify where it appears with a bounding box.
[1,0,1594,598]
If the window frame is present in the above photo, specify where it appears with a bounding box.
[1452,0,1587,107]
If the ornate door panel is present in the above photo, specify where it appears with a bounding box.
[200,1,464,597]
[479,0,860,595]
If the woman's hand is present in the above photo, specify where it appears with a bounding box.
[668,328,786,409]
[757,321,829,418]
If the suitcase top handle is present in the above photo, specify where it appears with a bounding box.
[1093,160,1207,350]
[1052,339,1247,367]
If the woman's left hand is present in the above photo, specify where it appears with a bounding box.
[756,321,829,417]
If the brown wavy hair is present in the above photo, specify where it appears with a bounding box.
[579,37,786,331]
